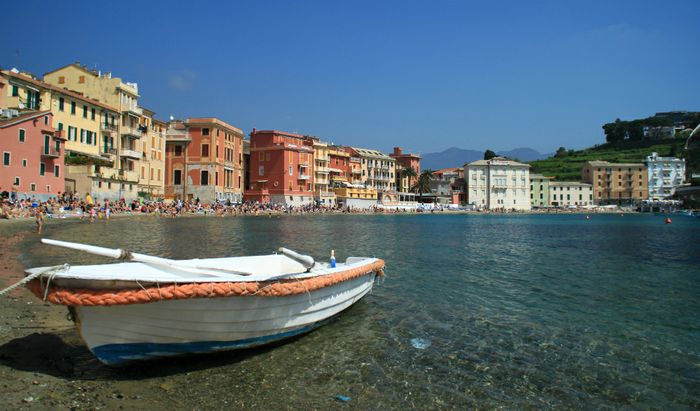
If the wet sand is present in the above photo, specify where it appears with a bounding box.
[0,220,360,410]
[0,224,274,410]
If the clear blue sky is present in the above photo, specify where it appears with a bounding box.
[2,0,698,155]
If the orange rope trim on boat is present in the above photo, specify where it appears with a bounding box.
[26,260,385,307]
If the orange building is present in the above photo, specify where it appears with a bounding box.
[244,129,315,205]
[328,146,350,186]
[164,118,245,203]
[0,111,64,200]
[582,160,648,205]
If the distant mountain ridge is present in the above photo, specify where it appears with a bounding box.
[421,147,552,170]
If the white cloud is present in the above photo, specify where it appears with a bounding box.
[167,70,197,91]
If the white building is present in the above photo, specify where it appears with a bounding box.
[465,157,531,211]
[549,182,593,207]
[645,152,685,200]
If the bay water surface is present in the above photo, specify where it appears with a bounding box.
[17,213,700,408]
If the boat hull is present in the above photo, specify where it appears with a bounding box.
[74,273,376,365]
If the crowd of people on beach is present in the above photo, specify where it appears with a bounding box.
[0,191,425,230]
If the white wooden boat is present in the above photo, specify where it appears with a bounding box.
[25,239,385,366]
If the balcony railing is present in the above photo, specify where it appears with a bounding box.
[297,175,311,180]
[101,123,118,133]
[101,147,118,156]
[41,147,60,158]
[120,148,142,159]
[121,125,142,138]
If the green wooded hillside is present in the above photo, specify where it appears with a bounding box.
[528,138,686,181]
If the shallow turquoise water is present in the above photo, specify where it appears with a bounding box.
[17,214,700,408]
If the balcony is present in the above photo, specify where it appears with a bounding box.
[121,125,142,138]
[101,123,118,133]
[120,148,142,159]
[41,147,60,158]
[101,147,118,157]
[118,169,139,182]
[123,106,143,117]
[297,175,311,180]
[53,130,66,140]
[298,163,309,168]
[316,166,330,174]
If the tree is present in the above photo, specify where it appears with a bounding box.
[484,150,497,160]
[412,169,434,203]
[398,166,418,191]
[554,147,568,158]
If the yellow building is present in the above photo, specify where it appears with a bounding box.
[0,69,130,199]
[347,147,396,191]
[44,63,143,200]
[139,108,166,198]
[308,137,335,205]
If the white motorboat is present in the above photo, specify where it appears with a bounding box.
[24,239,385,366]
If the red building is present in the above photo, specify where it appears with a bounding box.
[390,147,421,192]
[164,118,245,203]
[244,129,315,205]
[0,111,64,200]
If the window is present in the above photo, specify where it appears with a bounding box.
[54,165,60,177]
[13,177,19,186]
[258,166,264,176]
[40,163,45,176]
[44,116,49,125]
[79,75,85,84]
[91,108,95,120]
[83,105,88,118]
[58,97,64,111]
[3,152,10,166]
[201,170,209,185]
[71,101,76,114]
[18,129,25,142]
[174,145,182,156]
[80,129,85,143]
[22,159,27,167]
[202,128,210,136]
[259,152,264,161]
[201,144,209,157]
[58,76,65,84]
[11,85,18,96]
[289,166,293,176]
[30,183,36,192]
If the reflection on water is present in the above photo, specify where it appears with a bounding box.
[17,214,700,408]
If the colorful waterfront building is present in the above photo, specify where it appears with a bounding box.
[390,147,421,193]
[0,68,127,200]
[530,174,554,207]
[0,111,64,200]
[465,157,531,211]
[244,129,315,205]
[164,118,245,203]
[346,147,396,191]
[582,161,648,205]
[308,137,335,205]
[328,146,350,186]
[645,152,685,200]
[138,108,167,199]
[44,63,144,200]
[549,182,593,207]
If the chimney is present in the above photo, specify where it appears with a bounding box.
[393,147,402,155]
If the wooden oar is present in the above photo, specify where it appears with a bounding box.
[41,238,254,277]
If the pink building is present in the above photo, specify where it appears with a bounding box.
[244,129,315,205]
[1,111,64,200]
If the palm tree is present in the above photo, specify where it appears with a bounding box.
[398,166,417,192]
[412,169,434,203]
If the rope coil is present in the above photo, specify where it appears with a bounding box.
[26,260,385,307]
